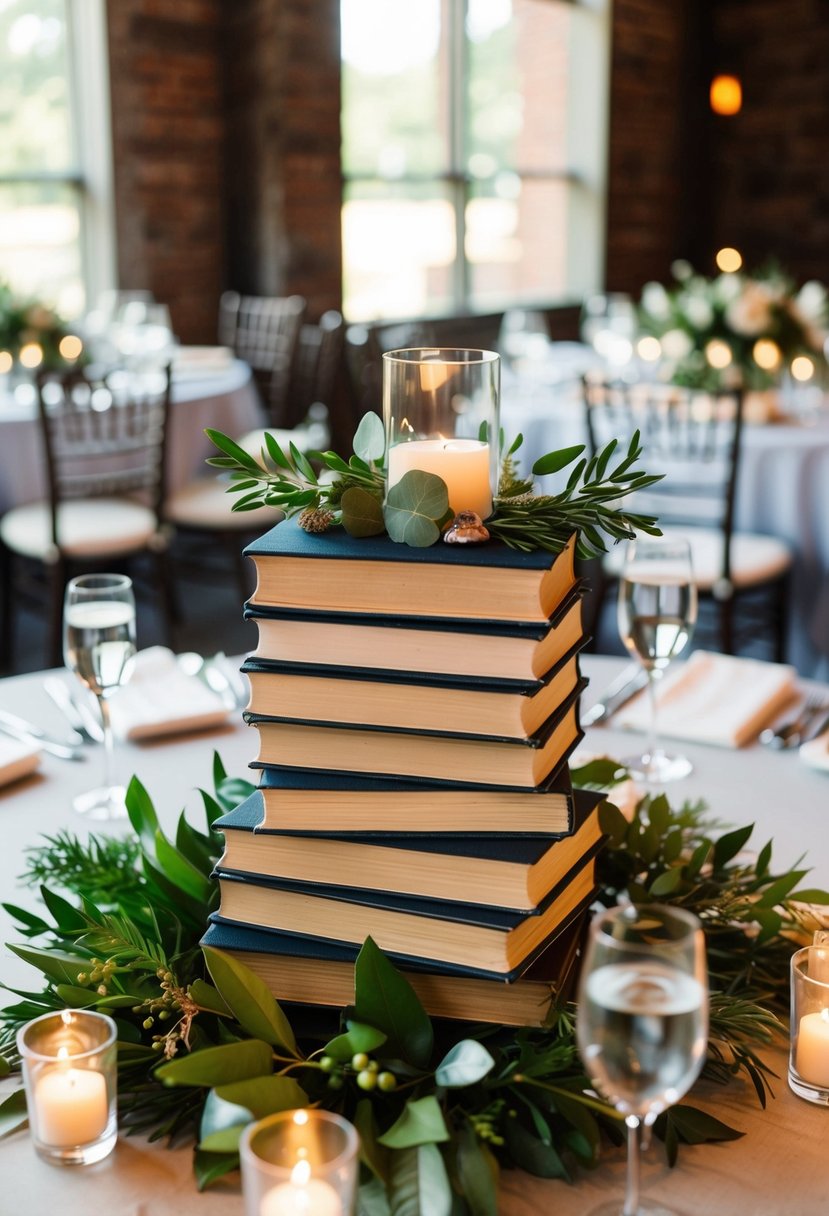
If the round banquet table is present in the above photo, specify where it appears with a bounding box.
[0,654,828,1214]
[501,364,829,680]
[0,356,264,514]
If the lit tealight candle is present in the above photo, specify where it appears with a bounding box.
[796,1008,829,1089]
[261,1160,343,1216]
[34,1048,109,1148]
[387,437,492,520]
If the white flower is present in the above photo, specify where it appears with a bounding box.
[713,273,743,304]
[661,329,694,359]
[681,293,714,331]
[641,281,670,320]
[795,280,827,325]
[671,259,693,282]
[725,282,775,336]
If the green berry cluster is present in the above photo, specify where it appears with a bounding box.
[75,957,116,996]
[318,1051,397,1093]
[469,1098,507,1147]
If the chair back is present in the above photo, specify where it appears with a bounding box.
[218,291,306,425]
[582,374,745,581]
[35,364,171,549]
[287,310,345,427]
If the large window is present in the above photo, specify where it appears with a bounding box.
[0,0,113,319]
[341,0,609,322]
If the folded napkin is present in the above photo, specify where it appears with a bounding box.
[614,650,797,748]
[172,345,233,379]
[0,734,40,788]
[800,729,829,773]
[108,647,232,741]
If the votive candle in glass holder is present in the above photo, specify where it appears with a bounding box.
[17,1008,118,1164]
[240,1109,359,1216]
[789,944,829,1104]
[383,348,500,522]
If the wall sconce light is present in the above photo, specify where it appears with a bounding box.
[710,74,742,116]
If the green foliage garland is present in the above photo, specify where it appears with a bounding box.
[0,757,825,1211]
[205,416,663,558]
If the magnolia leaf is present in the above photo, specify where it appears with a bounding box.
[598,800,629,845]
[175,813,216,875]
[154,830,214,903]
[388,1143,452,1216]
[383,471,449,548]
[532,444,585,477]
[2,903,50,932]
[455,1122,499,1216]
[354,411,386,463]
[324,1021,388,1062]
[199,1089,252,1153]
[39,886,86,932]
[126,775,160,852]
[359,1176,392,1216]
[189,978,232,1017]
[203,946,298,1056]
[198,1075,309,1150]
[503,1116,569,1179]
[649,867,683,897]
[54,984,105,1008]
[0,1057,8,1080]
[355,1099,391,1184]
[378,1096,449,1149]
[712,824,754,870]
[571,758,628,789]
[341,486,386,538]
[353,937,433,1067]
[0,1088,27,1138]
[194,1148,240,1192]
[156,1038,273,1088]
[663,1104,744,1146]
[9,944,86,986]
[435,1040,495,1088]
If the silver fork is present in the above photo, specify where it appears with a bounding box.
[760,690,829,750]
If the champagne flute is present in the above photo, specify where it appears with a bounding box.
[576,904,708,1216]
[617,537,697,783]
[63,574,137,819]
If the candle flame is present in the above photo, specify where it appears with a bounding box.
[291,1159,311,1186]
[820,1008,829,1024]
[57,1046,69,1061]
[292,1110,309,1126]
[60,1010,73,1026]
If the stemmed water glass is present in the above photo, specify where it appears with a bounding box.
[576,904,709,1216]
[617,537,698,783]
[63,574,137,819]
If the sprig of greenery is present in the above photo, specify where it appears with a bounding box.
[205,413,662,554]
[0,761,822,1213]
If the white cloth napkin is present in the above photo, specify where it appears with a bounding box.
[108,647,231,741]
[0,734,40,788]
[172,345,233,379]
[801,729,829,773]
[614,650,798,748]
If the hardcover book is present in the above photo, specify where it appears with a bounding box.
[215,787,603,911]
[244,517,577,624]
[246,587,585,682]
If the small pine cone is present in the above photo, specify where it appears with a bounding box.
[298,506,335,533]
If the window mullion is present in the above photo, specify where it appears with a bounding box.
[449,0,467,311]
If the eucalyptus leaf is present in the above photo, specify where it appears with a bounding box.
[353,412,386,463]
[664,1103,743,1145]
[203,946,298,1056]
[199,1089,252,1153]
[0,1057,8,1079]
[378,1096,449,1149]
[156,1038,273,1088]
[194,1148,240,1192]
[435,1040,495,1088]
[0,1088,28,1138]
[353,937,433,1067]
[503,1116,569,1178]
[341,486,386,538]
[198,1072,309,1148]
[359,1176,392,1216]
[649,867,683,897]
[388,1143,452,1216]
[383,470,449,548]
[355,1099,391,1184]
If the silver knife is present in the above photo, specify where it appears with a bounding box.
[0,716,85,761]
[43,676,104,743]
[582,665,648,726]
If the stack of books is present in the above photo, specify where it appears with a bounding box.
[203,518,604,1026]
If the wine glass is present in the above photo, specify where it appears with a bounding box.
[617,537,698,783]
[576,903,708,1216]
[63,573,137,819]
[581,293,637,371]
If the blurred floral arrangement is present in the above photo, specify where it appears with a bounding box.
[637,260,828,392]
[0,279,76,372]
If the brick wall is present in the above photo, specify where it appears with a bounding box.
[106,0,226,343]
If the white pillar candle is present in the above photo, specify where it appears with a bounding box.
[34,1066,109,1147]
[796,1009,829,1088]
[387,438,492,520]
[260,1166,343,1216]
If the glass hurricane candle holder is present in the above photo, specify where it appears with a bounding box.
[789,944,829,1105]
[382,348,500,522]
[17,1009,117,1165]
[240,1109,359,1216]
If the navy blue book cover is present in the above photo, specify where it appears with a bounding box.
[245,514,574,571]
[201,891,595,985]
[242,636,586,696]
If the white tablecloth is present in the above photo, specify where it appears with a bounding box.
[501,363,829,678]
[0,656,828,1213]
[0,359,264,513]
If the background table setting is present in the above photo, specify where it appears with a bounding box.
[1,650,829,1213]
